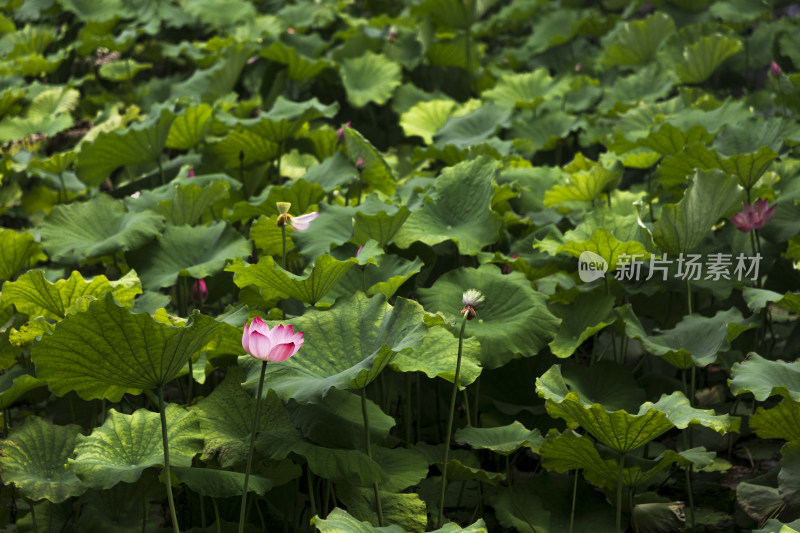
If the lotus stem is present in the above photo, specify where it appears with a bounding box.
[437,312,468,528]
[158,386,180,533]
[472,376,480,427]
[306,464,317,518]
[281,225,287,271]
[686,466,696,532]
[361,387,384,526]
[405,374,413,445]
[28,499,38,533]
[212,498,221,533]
[616,454,625,533]
[570,469,578,533]
[239,360,268,533]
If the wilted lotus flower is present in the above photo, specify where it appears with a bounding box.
[191,279,208,303]
[731,199,776,232]
[276,202,319,231]
[242,318,304,362]
[337,122,351,143]
[461,289,485,320]
[770,60,783,77]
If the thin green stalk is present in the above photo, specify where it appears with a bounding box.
[472,376,480,427]
[158,386,180,533]
[281,226,287,271]
[306,465,317,518]
[686,279,692,316]
[200,494,206,530]
[239,361,268,533]
[361,388,385,526]
[356,175,362,206]
[405,374,413,445]
[255,497,266,532]
[462,390,471,427]
[686,466,696,532]
[158,157,165,186]
[211,498,221,533]
[29,500,38,533]
[437,313,469,528]
[570,470,578,533]
[142,482,148,533]
[616,454,625,533]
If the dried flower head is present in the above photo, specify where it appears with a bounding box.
[461,289,485,320]
[276,202,319,231]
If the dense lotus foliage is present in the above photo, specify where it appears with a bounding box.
[2,0,800,531]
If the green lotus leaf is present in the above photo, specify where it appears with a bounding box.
[602,12,675,68]
[173,467,274,499]
[76,472,162,533]
[337,485,427,533]
[737,469,784,525]
[352,201,410,247]
[388,325,481,387]
[730,353,800,402]
[434,104,511,148]
[714,117,800,157]
[261,40,334,81]
[637,123,714,156]
[676,34,742,84]
[400,100,457,144]
[170,44,251,102]
[287,388,395,449]
[312,508,405,533]
[165,103,213,150]
[653,169,744,255]
[537,365,736,452]
[658,142,779,190]
[227,254,356,305]
[156,181,230,226]
[0,417,86,503]
[242,293,426,403]
[0,366,45,409]
[98,59,152,81]
[454,421,543,455]
[492,470,616,533]
[190,368,295,468]
[70,406,201,490]
[779,442,800,512]
[325,254,424,302]
[257,427,386,486]
[130,222,251,290]
[549,292,617,358]
[75,106,174,186]
[251,96,339,142]
[394,156,501,255]
[428,34,481,70]
[0,228,46,281]
[483,69,554,109]
[750,399,800,442]
[40,194,164,263]
[341,52,401,108]
[183,0,255,27]
[417,264,560,368]
[1,269,141,320]
[59,0,126,22]
[543,163,621,207]
[410,0,488,29]
[32,293,222,401]
[620,306,756,369]
[302,151,360,191]
[511,110,585,153]
[343,127,396,195]
[206,127,280,167]
[557,228,650,272]
[431,519,488,533]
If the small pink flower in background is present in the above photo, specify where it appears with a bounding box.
[191,279,208,303]
[242,318,304,362]
[770,60,783,77]
[288,27,295,34]
[575,63,582,72]
[247,56,259,65]
[356,157,366,170]
[187,168,195,178]
[337,122,351,143]
[731,199,776,232]
[501,254,519,274]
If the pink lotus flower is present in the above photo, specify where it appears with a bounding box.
[276,202,319,231]
[355,157,366,170]
[191,279,207,303]
[187,168,195,178]
[770,60,782,77]
[242,318,303,362]
[731,199,776,232]
[337,122,351,143]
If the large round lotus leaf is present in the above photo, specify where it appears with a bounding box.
[1,269,141,320]
[0,366,45,409]
[173,467,274,498]
[537,364,739,453]
[241,293,427,404]
[730,353,800,402]
[70,406,201,490]
[313,508,405,533]
[393,156,502,255]
[40,194,164,264]
[32,293,222,401]
[0,417,86,503]
[454,421,543,455]
[0,228,47,281]
[130,221,251,290]
[190,368,296,468]
[417,265,560,368]
[341,52,402,108]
